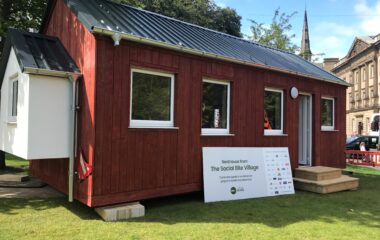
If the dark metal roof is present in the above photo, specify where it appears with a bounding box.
[51,0,346,86]
[0,28,80,82]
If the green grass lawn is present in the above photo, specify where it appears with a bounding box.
[4,153,29,175]
[345,164,380,176]
[0,168,379,240]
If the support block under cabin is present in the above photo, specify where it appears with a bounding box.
[95,202,145,221]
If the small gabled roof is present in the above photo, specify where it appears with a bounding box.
[42,0,348,86]
[0,28,80,83]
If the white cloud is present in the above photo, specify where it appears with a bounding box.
[215,0,227,8]
[309,0,380,60]
[354,0,380,34]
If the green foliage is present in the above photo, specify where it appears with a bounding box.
[0,0,47,56]
[250,8,298,52]
[119,0,242,37]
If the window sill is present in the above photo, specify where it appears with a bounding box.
[129,126,179,130]
[321,129,339,132]
[7,121,17,125]
[201,134,235,137]
[264,133,288,137]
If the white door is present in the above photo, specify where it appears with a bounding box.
[298,95,312,166]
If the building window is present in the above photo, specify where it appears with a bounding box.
[355,72,359,83]
[8,76,18,122]
[321,97,335,131]
[130,69,174,128]
[363,68,366,81]
[201,79,230,135]
[371,65,374,78]
[264,88,283,135]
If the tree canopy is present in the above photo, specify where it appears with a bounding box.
[249,8,298,52]
[0,0,47,56]
[119,0,242,37]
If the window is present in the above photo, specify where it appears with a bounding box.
[130,69,174,128]
[362,68,366,81]
[264,88,283,135]
[371,65,374,78]
[8,76,18,122]
[201,79,230,135]
[321,97,335,131]
[355,72,359,83]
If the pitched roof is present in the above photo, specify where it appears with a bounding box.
[45,0,347,86]
[0,28,80,82]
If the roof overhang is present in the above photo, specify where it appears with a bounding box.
[24,67,82,80]
[92,27,350,87]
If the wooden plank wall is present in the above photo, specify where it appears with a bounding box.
[29,0,96,206]
[29,0,346,207]
[91,37,347,206]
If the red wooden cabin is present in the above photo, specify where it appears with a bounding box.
[19,0,349,207]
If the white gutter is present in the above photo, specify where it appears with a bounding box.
[24,67,81,79]
[92,27,351,87]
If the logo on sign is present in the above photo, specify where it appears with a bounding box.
[230,187,237,194]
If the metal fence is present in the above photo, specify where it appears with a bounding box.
[345,150,380,167]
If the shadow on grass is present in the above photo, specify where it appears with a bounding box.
[0,173,379,229]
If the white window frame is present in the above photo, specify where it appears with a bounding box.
[321,97,335,131]
[201,79,231,135]
[129,68,175,128]
[264,88,284,136]
[8,74,18,123]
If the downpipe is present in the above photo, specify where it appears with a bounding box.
[68,75,80,202]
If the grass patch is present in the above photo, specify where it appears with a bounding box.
[0,172,379,240]
[4,153,29,175]
[345,164,380,176]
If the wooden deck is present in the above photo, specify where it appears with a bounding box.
[293,166,359,194]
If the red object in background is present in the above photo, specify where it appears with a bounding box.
[264,110,272,130]
[77,151,92,181]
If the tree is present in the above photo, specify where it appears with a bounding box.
[119,0,242,37]
[0,0,47,56]
[249,8,298,52]
[0,0,47,168]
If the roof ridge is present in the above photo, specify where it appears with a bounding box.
[101,0,295,56]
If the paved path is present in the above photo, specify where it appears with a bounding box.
[0,186,64,199]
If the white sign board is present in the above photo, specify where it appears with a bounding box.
[203,147,294,203]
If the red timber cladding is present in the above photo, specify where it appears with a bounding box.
[29,0,96,206]
[92,36,347,206]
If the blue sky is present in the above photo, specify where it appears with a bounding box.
[215,0,380,61]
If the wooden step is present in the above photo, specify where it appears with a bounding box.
[293,175,359,194]
[295,166,342,181]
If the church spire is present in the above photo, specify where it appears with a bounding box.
[301,10,312,61]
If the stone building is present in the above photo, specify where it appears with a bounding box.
[331,35,380,136]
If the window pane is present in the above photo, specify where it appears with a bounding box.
[131,72,171,121]
[264,90,282,130]
[12,80,18,117]
[202,82,228,129]
[321,99,333,126]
